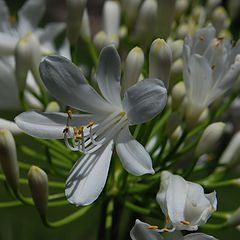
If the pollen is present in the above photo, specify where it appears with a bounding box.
[166,215,170,223]
[73,126,78,135]
[68,110,72,119]
[180,220,190,225]
[200,36,205,40]
[211,64,216,70]
[63,126,69,133]
[10,15,16,23]
[76,134,82,140]
[87,122,94,128]
[78,126,84,134]
[148,225,158,230]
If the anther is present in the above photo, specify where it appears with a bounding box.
[68,110,72,119]
[76,134,82,140]
[180,220,190,225]
[78,126,84,134]
[63,126,69,133]
[163,228,169,232]
[211,64,216,70]
[73,126,78,136]
[166,215,170,223]
[148,225,158,230]
[87,122,94,128]
[217,36,224,41]
[200,36,205,40]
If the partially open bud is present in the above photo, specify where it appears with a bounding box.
[45,101,60,112]
[171,81,186,110]
[121,47,144,95]
[0,129,19,193]
[156,0,176,39]
[149,38,172,88]
[196,122,226,157]
[28,166,48,217]
[15,38,31,92]
[219,131,240,165]
[66,0,87,45]
[228,207,240,227]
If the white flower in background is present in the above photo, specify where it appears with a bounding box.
[0,0,66,110]
[15,45,168,206]
[130,219,218,240]
[156,171,217,231]
[183,24,240,126]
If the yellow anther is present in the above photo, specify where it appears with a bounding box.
[211,64,216,70]
[87,122,94,128]
[163,228,169,232]
[212,40,220,48]
[68,110,72,119]
[217,36,224,41]
[200,36,205,40]
[76,134,82,140]
[63,126,69,133]
[10,15,16,23]
[78,126,84,134]
[148,225,158,230]
[180,220,190,225]
[73,126,78,135]
[166,215,170,223]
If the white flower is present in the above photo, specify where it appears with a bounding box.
[156,171,217,231]
[183,24,240,125]
[15,45,168,206]
[130,219,218,240]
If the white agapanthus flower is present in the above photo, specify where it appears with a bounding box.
[130,219,218,240]
[15,45,168,206]
[0,0,66,110]
[183,24,240,125]
[156,171,217,231]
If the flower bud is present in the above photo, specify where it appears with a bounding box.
[197,108,209,124]
[0,129,19,192]
[171,81,186,110]
[175,0,189,19]
[167,39,183,61]
[121,47,144,95]
[80,10,91,39]
[196,122,226,157]
[0,119,22,135]
[15,38,31,92]
[105,34,119,48]
[228,207,240,227]
[149,39,172,88]
[170,58,183,86]
[119,25,128,40]
[122,0,141,26]
[93,31,107,52]
[28,166,48,216]
[156,0,176,39]
[219,131,240,165]
[134,0,158,45]
[45,101,61,112]
[103,1,121,35]
[206,0,222,18]
[170,125,182,144]
[227,0,240,21]
[66,0,87,44]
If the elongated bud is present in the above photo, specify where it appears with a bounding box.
[167,39,183,61]
[228,207,240,227]
[0,129,19,192]
[175,0,189,19]
[103,1,121,35]
[80,10,91,39]
[170,125,182,144]
[171,81,186,110]
[121,47,144,95]
[196,122,226,157]
[119,25,128,40]
[149,39,172,88]
[66,0,87,45]
[93,31,107,51]
[206,0,222,18]
[219,131,240,165]
[170,58,183,86]
[15,38,31,92]
[28,166,48,216]
[122,0,141,25]
[45,101,60,112]
[134,0,157,45]
[156,0,176,39]
[197,108,209,124]
[0,119,22,135]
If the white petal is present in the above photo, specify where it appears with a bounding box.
[0,33,17,55]
[96,45,122,108]
[39,55,114,114]
[116,127,154,176]
[130,219,163,240]
[184,233,218,240]
[122,78,167,125]
[18,0,46,34]
[65,141,114,206]
[0,118,22,135]
[0,0,11,32]
[14,111,103,139]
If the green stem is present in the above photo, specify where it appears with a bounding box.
[183,154,199,178]
[70,44,77,65]
[84,37,98,68]
[199,222,228,230]
[201,178,240,188]
[19,90,28,111]
[123,201,151,215]
[0,200,23,208]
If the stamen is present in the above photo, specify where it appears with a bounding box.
[63,126,69,133]
[73,126,78,136]
[148,225,158,230]
[180,220,190,225]
[200,36,205,40]
[166,215,170,224]
[217,36,224,40]
[68,110,72,119]
[78,126,84,134]
[211,64,216,70]
[87,122,94,128]
[157,227,176,233]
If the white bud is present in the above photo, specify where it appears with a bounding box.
[119,25,128,40]
[175,0,189,18]
[171,81,186,110]
[149,38,172,88]
[228,207,240,227]
[170,125,183,144]
[219,131,240,165]
[167,39,183,61]
[45,101,61,112]
[121,47,144,95]
[15,38,31,92]
[197,108,209,124]
[93,31,107,52]
[134,0,158,45]
[206,0,222,17]
[66,0,87,44]
[185,102,203,129]
[176,23,189,39]
[196,122,226,157]
[103,1,121,35]
[0,129,19,192]
[122,0,141,25]
[170,58,183,86]
[28,166,48,216]
[156,0,176,39]
[165,112,182,137]
[0,119,22,135]
[105,34,119,48]
[80,9,91,39]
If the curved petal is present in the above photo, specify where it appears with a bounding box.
[14,111,103,139]
[0,0,11,32]
[18,0,46,34]
[115,126,154,176]
[96,45,122,108]
[0,33,17,55]
[184,233,218,240]
[65,140,114,206]
[130,219,163,240]
[0,118,22,135]
[122,78,167,125]
[39,55,114,114]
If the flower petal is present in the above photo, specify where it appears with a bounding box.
[0,33,17,55]
[0,0,11,32]
[18,0,46,34]
[65,140,114,206]
[184,233,218,240]
[130,219,163,240]
[15,111,103,139]
[39,55,114,114]
[116,126,154,176]
[96,45,122,108]
[122,78,167,125]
